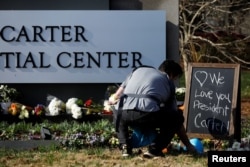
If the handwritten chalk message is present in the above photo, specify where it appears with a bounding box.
[186,67,236,136]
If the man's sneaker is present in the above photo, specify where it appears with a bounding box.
[121,144,132,157]
[143,149,164,159]
[143,151,157,158]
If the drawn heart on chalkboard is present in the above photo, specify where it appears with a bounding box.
[194,71,208,87]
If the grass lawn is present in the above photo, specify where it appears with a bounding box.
[0,147,208,167]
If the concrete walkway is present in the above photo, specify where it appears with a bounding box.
[0,140,60,150]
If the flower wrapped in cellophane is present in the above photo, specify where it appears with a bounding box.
[19,105,33,119]
[46,98,65,116]
[83,98,103,115]
[66,98,83,119]
[33,104,46,116]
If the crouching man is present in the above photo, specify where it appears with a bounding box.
[110,60,197,158]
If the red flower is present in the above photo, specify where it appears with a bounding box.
[34,104,45,116]
[84,99,92,107]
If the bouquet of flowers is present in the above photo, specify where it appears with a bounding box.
[71,103,82,119]
[103,100,114,115]
[84,98,93,108]
[103,88,118,114]
[66,98,83,119]
[8,102,33,119]
[8,103,22,116]
[66,98,79,114]
[19,105,32,119]
[83,98,103,115]
[33,104,46,116]
[46,98,65,116]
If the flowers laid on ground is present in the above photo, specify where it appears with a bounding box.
[175,87,186,101]
[0,84,113,118]
[8,102,33,119]
[2,95,107,120]
[0,85,19,102]
[84,98,92,108]
[65,97,105,119]
[66,98,84,119]
[8,103,22,116]
[71,104,82,119]
[83,98,104,115]
[66,98,79,114]
[19,105,32,119]
[33,104,46,116]
[46,98,66,116]
[51,97,107,118]
[7,103,47,119]
[0,83,112,119]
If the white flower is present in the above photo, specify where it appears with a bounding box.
[176,87,186,94]
[175,87,186,101]
[47,98,65,116]
[103,100,113,111]
[71,103,82,119]
[109,136,119,145]
[19,106,29,119]
[66,98,78,114]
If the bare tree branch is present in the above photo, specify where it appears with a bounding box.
[179,0,250,81]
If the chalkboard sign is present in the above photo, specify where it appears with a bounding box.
[183,63,240,140]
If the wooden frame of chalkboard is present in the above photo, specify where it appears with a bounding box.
[183,63,241,140]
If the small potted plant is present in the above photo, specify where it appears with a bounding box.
[0,85,19,113]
